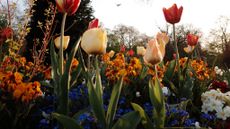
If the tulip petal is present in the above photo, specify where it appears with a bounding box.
[56,0,64,13]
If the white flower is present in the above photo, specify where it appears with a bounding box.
[136,92,141,97]
[216,108,227,120]
[162,86,170,96]
[223,106,230,118]
[195,122,201,128]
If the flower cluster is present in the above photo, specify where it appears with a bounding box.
[190,59,214,81]
[174,57,214,81]
[0,56,43,103]
[201,89,230,120]
[104,53,142,83]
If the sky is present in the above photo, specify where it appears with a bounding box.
[91,0,230,37]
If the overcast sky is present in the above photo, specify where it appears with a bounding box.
[91,0,230,37]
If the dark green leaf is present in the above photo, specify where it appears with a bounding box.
[131,103,153,129]
[112,111,141,129]
[164,60,176,80]
[52,113,83,129]
[106,77,123,128]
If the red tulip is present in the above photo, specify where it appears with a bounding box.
[186,34,199,46]
[163,4,183,24]
[120,45,126,52]
[55,0,81,15]
[127,49,135,56]
[88,18,99,29]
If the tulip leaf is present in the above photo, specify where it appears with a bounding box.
[148,78,165,128]
[64,37,81,74]
[180,75,194,99]
[149,79,164,111]
[50,41,59,83]
[106,77,123,129]
[164,78,178,95]
[140,66,149,79]
[52,113,83,129]
[164,59,176,80]
[87,78,106,128]
[72,107,90,120]
[112,111,141,129]
[95,56,103,105]
[131,103,153,129]
[70,66,82,87]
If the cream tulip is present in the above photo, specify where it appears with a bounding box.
[143,33,169,65]
[136,46,146,56]
[81,28,108,55]
[54,36,70,50]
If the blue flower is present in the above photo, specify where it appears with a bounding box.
[184,118,195,127]
[201,113,216,121]
[169,119,179,126]
[38,119,49,128]
[118,97,126,105]
[178,110,188,117]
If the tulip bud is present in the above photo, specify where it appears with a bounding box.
[143,33,169,65]
[184,45,195,53]
[186,34,199,46]
[81,28,108,55]
[88,18,99,29]
[108,50,115,57]
[54,36,70,50]
[136,46,146,56]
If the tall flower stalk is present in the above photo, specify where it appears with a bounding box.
[59,12,67,74]
[163,3,183,87]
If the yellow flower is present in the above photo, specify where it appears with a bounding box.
[81,28,108,55]
[54,35,70,50]
[144,33,169,65]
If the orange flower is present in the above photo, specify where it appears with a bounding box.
[55,0,81,15]
[186,34,199,46]
[14,72,23,84]
[163,4,183,24]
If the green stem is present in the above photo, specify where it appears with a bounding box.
[59,13,67,75]
[173,24,181,87]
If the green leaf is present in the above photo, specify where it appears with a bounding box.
[72,107,90,120]
[106,77,123,128]
[70,66,82,87]
[64,37,81,74]
[152,104,165,128]
[140,66,149,79]
[148,78,165,128]
[164,60,176,80]
[149,79,164,111]
[179,75,194,99]
[164,78,178,95]
[95,56,103,105]
[87,79,106,128]
[131,103,153,129]
[50,41,59,84]
[52,113,83,129]
[112,111,141,129]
